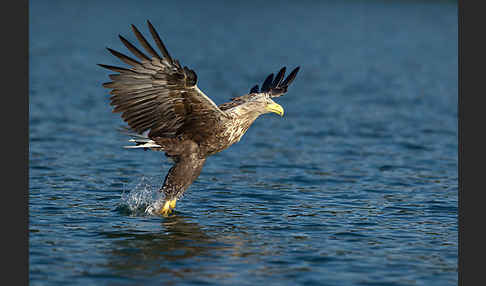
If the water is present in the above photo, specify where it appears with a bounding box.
[29,1,458,285]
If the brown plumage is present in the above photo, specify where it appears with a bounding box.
[99,21,300,216]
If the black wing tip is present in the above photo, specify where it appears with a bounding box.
[117,34,129,44]
[106,46,143,67]
[118,34,131,44]
[146,20,173,63]
[250,84,259,94]
[118,33,151,61]
[102,81,114,88]
[98,63,115,71]
[260,73,274,92]
[130,22,162,60]
[106,47,121,57]
[259,65,300,96]
[272,66,287,87]
[97,63,136,75]
[292,66,300,75]
[280,66,300,88]
[290,66,300,79]
[249,65,300,95]
[106,47,121,56]
[130,24,143,37]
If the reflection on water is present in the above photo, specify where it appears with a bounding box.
[99,216,246,281]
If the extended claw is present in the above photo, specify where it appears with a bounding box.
[159,199,177,217]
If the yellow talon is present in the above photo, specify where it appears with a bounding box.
[159,199,177,217]
[169,199,177,209]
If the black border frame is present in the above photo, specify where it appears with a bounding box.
[459,0,482,285]
[6,0,28,284]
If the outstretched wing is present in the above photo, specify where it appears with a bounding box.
[219,66,300,111]
[99,20,227,140]
[249,66,300,97]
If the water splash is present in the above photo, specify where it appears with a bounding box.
[117,176,164,216]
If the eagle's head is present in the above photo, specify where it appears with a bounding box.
[245,94,284,117]
[228,93,284,119]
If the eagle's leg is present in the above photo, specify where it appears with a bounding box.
[157,160,203,217]
[149,142,206,217]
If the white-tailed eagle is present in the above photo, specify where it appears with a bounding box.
[99,21,300,216]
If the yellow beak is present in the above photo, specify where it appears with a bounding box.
[265,103,284,117]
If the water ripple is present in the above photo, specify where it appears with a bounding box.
[30,1,457,285]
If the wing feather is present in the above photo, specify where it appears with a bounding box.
[130,24,162,59]
[260,73,274,92]
[100,21,227,140]
[97,64,137,74]
[280,66,300,88]
[254,66,300,97]
[106,47,142,67]
[272,67,286,87]
[118,35,151,62]
[147,20,173,63]
[249,84,259,94]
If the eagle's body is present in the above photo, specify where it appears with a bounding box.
[100,21,300,216]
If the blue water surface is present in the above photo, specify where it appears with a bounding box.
[29,1,457,285]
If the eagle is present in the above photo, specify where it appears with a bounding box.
[99,21,300,216]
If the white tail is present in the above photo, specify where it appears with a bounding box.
[123,138,161,149]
